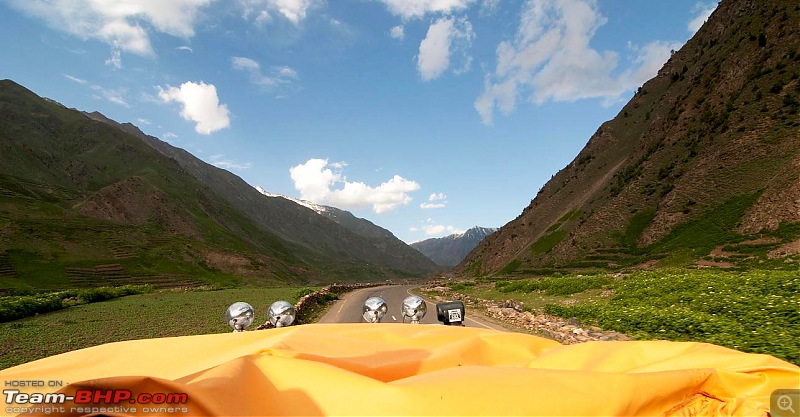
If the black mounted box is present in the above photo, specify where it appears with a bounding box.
[436,301,465,326]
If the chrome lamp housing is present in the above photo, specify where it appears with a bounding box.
[362,296,388,323]
[268,300,296,328]
[226,302,255,332]
[401,295,427,324]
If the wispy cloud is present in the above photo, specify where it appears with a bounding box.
[377,0,474,20]
[475,0,682,124]
[420,192,447,209]
[90,84,129,107]
[239,0,321,24]
[7,0,212,62]
[389,25,405,40]
[209,154,253,171]
[64,74,131,107]
[63,74,87,84]
[231,56,299,94]
[688,2,716,34]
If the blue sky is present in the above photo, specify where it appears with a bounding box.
[0,0,717,243]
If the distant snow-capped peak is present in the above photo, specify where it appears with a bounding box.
[255,186,327,214]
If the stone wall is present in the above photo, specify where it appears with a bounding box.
[423,285,630,344]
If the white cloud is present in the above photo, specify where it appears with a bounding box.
[231,56,299,93]
[417,17,474,81]
[163,132,178,139]
[239,0,320,24]
[289,159,420,214]
[423,224,465,236]
[377,0,474,20]
[289,159,340,202]
[209,154,252,171]
[421,192,447,208]
[63,74,87,84]
[137,118,151,125]
[157,81,231,134]
[475,0,682,125]
[7,0,212,57]
[177,45,194,52]
[389,25,405,40]
[688,2,716,34]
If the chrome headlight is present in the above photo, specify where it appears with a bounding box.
[226,302,255,332]
[268,300,296,328]
[362,296,388,323]
[402,295,427,323]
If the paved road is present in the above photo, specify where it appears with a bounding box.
[318,284,506,331]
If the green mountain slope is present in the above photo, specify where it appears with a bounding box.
[0,80,436,291]
[84,112,439,277]
[459,0,800,275]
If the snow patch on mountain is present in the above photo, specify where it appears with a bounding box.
[255,186,327,214]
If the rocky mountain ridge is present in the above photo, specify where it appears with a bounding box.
[459,0,800,275]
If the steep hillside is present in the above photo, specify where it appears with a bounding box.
[85,113,439,277]
[460,0,800,275]
[411,227,497,267]
[254,188,441,273]
[0,80,437,291]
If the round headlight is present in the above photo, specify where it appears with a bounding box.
[402,295,427,323]
[226,302,255,332]
[362,296,388,323]
[268,300,296,328]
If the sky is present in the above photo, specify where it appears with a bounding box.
[0,0,718,244]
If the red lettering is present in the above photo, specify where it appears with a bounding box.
[94,390,113,403]
[166,393,189,404]
[112,390,131,403]
[151,393,166,404]
[138,393,151,404]
[74,390,92,404]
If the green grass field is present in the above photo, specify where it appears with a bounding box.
[448,269,800,365]
[0,287,303,369]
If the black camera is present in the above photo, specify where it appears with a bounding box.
[436,301,465,326]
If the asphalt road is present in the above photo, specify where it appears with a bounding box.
[318,284,506,331]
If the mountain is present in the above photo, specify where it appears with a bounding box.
[255,187,443,273]
[411,227,497,267]
[0,80,437,291]
[459,0,800,275]
[82,112,439,277]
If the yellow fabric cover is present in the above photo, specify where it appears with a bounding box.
[1,323,797,416]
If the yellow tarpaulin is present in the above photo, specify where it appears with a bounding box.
[1,324,797,416]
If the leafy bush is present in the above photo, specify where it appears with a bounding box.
[544,269,800,364]
[495,275,612,296]
[1,285,153,322]
[295,287,316,299]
